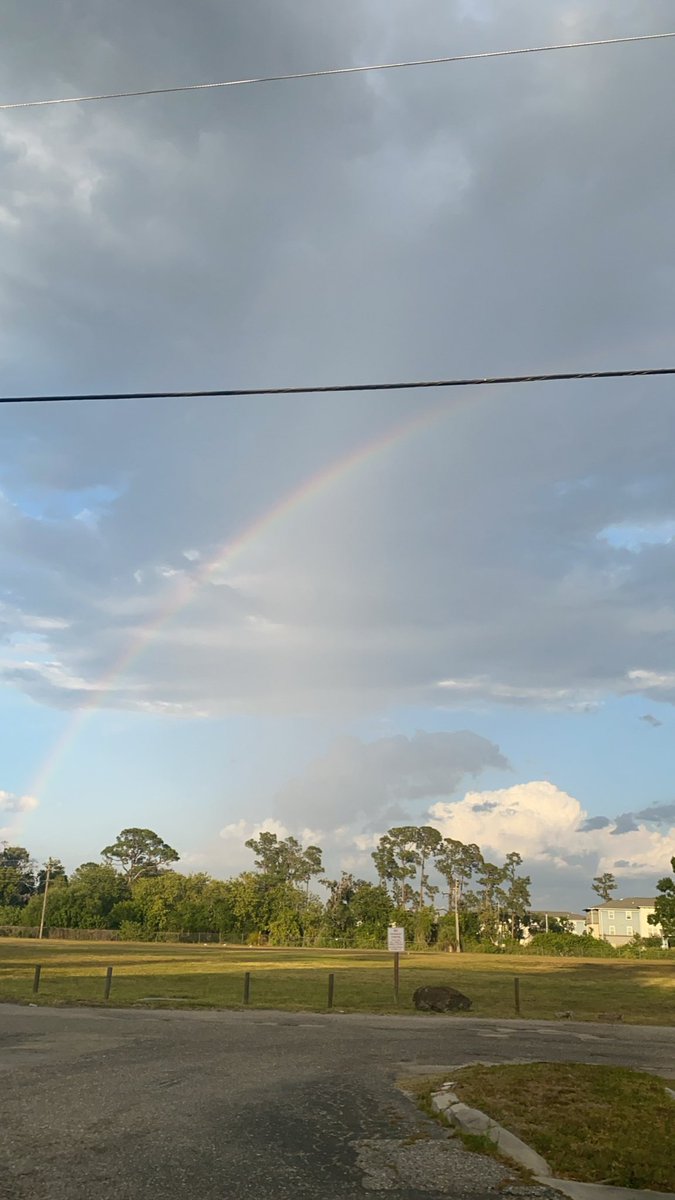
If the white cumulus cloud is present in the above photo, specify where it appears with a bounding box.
[430,780,675,884]
[0,790,39,841]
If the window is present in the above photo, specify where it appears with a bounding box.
[625,912,632,920]
[608,926,616,935]
[608,910,615,919]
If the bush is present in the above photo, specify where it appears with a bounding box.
[523,932,617,957]
[118,921,146,941]
[462,938,505,954]
[352,929,386,949]
[618,934,670,958]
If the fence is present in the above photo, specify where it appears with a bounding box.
[7,963,350,1010]
[0,926,222,943]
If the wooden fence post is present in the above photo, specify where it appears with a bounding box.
[243,972,251,1005]
[32,965,42,995]
[327,973,335,1009]
[103,966,113,1000]
[514,976,521,1015]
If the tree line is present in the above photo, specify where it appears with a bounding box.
[1,827,673,948]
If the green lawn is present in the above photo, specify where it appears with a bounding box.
[0,940,673,1023]
[447,1062,675,1190]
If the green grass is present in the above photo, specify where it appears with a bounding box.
[399,1074,517,1171]
[0,939,674,1022]
[450,1062,675,1190]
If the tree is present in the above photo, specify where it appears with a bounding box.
[349,882,394,946]
[372,827,441,910]
[503,851,532,939]
[36,859,67,893]
[434,838,483,951]
[321,873,359,944]
[592,872,617,903]
[101,828,179,882]
[410,827,442,911]
[226,869,310,944]
[63,863,130,928]
[298,845,324,899]
[476,860,509,943]
[245,832,322,892]
[648,855,675,944]
[0,844,35,906]
[371,834,408,906]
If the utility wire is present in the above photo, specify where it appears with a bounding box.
[3,367,675,405]
[1,31,674,112]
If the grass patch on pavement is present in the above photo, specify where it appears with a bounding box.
[399,1075,515,1170]
[452,1062,675,1191]
[0,940,673,1023]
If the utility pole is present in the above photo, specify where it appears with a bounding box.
[442,886,462,951]
[452,881,461,953]
[38,860,52,940]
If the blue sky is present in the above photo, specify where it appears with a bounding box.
[1,0,675,907]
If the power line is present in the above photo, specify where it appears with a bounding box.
[3,367,675,405]
[2,31,674,112]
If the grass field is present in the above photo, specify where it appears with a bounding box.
[1,939,674,1022]
[445,1063,675,1190]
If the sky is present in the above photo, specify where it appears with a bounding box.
[1,1,675,909]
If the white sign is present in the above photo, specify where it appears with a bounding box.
[387,926,406,953]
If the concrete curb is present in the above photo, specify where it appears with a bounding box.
[534,1178,675,1200]
[429,1086,675,1200]
[430,1088,551,1177]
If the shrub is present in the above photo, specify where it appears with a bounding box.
[523,932,617,957]
[118,921,146,941]
[462,938,505,954]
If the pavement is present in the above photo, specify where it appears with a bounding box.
[1,1004,674,1200]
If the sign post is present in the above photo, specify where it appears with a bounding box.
[387,926,405,1004]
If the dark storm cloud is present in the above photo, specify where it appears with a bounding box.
[274,729,508,827]
[610,812,640,835]
[578,802,675,838]
[578,815,612,832]
[634,803,675,824]
[1,2,675,716]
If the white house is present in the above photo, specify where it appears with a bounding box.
[585,897,663,946]
[525,910,587,938]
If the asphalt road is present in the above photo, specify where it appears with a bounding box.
[1,1005,674,1200]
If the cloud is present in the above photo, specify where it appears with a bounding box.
[1,2,675,719]
[633,803,675,825]
[640,713,663,728]
[0,792,38,815]
[216,817,291,873]
[274,729,508,828]
[610,813,640,836]
[219,817,289,844]
[429,780,675,901]
[0,790,39,840]
[577,815,612,832]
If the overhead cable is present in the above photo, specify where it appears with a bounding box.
[3,367,675,405]
[1,31,674,112]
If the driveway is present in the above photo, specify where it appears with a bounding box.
[1,1005,673,1200]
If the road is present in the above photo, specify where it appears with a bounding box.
[1,1004,674,1200]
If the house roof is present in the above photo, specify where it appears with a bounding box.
[592,897,656,910]
[532,910,586,920]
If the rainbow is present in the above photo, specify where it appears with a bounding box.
[29,395,463,797]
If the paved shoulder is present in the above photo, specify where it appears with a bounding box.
[1,1005,673,1199]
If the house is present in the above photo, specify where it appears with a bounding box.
[585,897,663,946]
[525,910,587,938]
